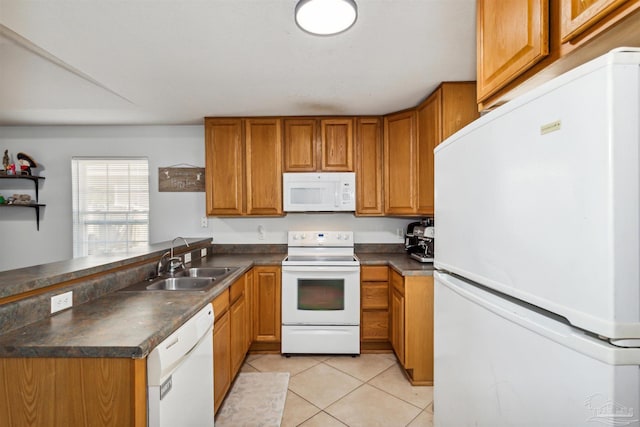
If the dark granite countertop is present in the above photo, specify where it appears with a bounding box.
[0,253,284,359]
[0,250,431,359]
[357,253,435,276]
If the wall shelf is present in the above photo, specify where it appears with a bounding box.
[0,175,46,230]
[0,204,46,230]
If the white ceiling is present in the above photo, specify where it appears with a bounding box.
[0,0,477,126]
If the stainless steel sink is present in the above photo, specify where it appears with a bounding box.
[146,277,213,291]
[185,267,236,279]
[119,266,238,292]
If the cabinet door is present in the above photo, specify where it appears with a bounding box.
[213,310,231,413]
[477,0,549,102]
[440,82,479,140]
[283,119,317,171]
[384,110,417,215]
[252,266,281,343]
[355,117,384,216]
[0,358,146,426]
[560,0,629,42]
[416,91,440,216]
[404,276,435,385]
[245,119,283,216]
[390,286,405,364]
[244,269,254,353]
[320,118,354,171]
[230,288,247,377]
[205,118,244,215]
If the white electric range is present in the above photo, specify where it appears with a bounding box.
[281,231,360,355]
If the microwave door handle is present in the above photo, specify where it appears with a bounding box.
[334,183,339,207]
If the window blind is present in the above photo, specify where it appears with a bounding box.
[72,157,149,257]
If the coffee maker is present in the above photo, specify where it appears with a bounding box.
[405,218,435,263]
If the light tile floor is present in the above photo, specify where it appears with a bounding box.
[240,353,434,427]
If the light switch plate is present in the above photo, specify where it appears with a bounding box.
[201,248,207,258]
[184,252,192,264]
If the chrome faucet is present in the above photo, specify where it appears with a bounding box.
[157,237,191,276]
[171,237,190,258]
[156,251,172,276]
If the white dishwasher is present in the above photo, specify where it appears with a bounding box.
[147,303,214,427]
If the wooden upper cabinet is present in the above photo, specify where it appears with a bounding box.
[416,93,440,215]
[560,0,629,42]
[283,119,317,171]
[205,118,244,215]
[245,118,283,216]
[205,117,283,217]
[321,119,354,171]
[477,0,640,110]
[440,82,480,140]
[477,0,550,102]
[384,110,417,215]
[283,118,354,172]
[416,82,479,215]
[355,117,384,216]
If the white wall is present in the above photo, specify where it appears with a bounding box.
[0,125,415,271]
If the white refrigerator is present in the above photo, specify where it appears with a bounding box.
[434,48,640,427]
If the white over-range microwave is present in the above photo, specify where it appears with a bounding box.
[283,172,356,212]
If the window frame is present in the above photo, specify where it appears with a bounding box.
[71,156,150,257]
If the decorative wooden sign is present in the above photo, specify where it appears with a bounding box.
[158,167,205,192]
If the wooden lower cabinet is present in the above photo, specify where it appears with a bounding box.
[390,278,405,363]
[0,357,147,426]
[250,266,281,352]
[389,269,434,386]
[360,266,392,351]
[213,270,255,414]
[212,288,231,414]
[230,274,250,377]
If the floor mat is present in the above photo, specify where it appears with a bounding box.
[215,372,290,427]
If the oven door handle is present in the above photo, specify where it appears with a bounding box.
[282,265,360,272]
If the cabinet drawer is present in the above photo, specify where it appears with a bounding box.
[362,283,389,309]
[390,270,404,294]
[212,289,230,321]
[361,266,388,281]
[230,277,244,303]
[362,310,389,340]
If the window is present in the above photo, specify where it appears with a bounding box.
[72,157,149,257]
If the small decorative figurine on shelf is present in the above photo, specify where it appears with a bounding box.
[12,194,32,205]
[2,150,9,173]
[16,152,37,175]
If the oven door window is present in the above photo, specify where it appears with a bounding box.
[298,279,344,311]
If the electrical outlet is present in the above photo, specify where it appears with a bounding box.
[200,217,208,228]
[201,248,207,258]
[51,291,73,314]
[184,252,192,264]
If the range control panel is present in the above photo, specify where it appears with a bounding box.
[287,231,354,246]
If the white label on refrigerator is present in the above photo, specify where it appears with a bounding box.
[540,120,561,135]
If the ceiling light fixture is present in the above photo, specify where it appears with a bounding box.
[295,0,358,36]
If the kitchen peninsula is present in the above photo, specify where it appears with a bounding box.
[0,240,433,425]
